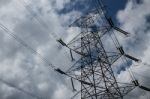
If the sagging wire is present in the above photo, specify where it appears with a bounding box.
[92,0,137,88]
[113,31,137,81]
[0,78,42,99]
[124,56,137,81]
[19,0,77,62]
[94,0,139,87]
[110,30,134,82]
[0,23,56,70]
[0,23,92,87]
[134,62,150,67]
[18,0,58,39]
[8,0,71,62]
[21,0,72,61]
[132,71,150,81]
[113,32,136,81]
[109,30,137,82]
[121,57,136,83]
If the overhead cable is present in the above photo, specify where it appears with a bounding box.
[0,78,42,99]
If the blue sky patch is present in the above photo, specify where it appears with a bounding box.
[59,0,127,24]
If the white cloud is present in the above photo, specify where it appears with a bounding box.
[0,0,150,99]
[0,0,80,99]
[116,0,150,98]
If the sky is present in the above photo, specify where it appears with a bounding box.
[0,0,150,99]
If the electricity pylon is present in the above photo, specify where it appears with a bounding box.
[57,8,140,99]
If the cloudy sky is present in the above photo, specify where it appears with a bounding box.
[0,0,150,99]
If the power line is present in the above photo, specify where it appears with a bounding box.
[18,0,72,60]
[0,23,91,85]
[0,77,42,99]
[108,27,136,82]
[18,0,58,39]
[0,23,56,70]
[133,71,150,80]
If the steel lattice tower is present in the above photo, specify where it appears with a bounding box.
[0,0,150,98]
[60,8,137,99]
[79,30,123,99]
[56,1,144,98]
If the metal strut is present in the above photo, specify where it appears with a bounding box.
[65,1,143,98]
[70,49,75,61]
[71,78,77,92]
